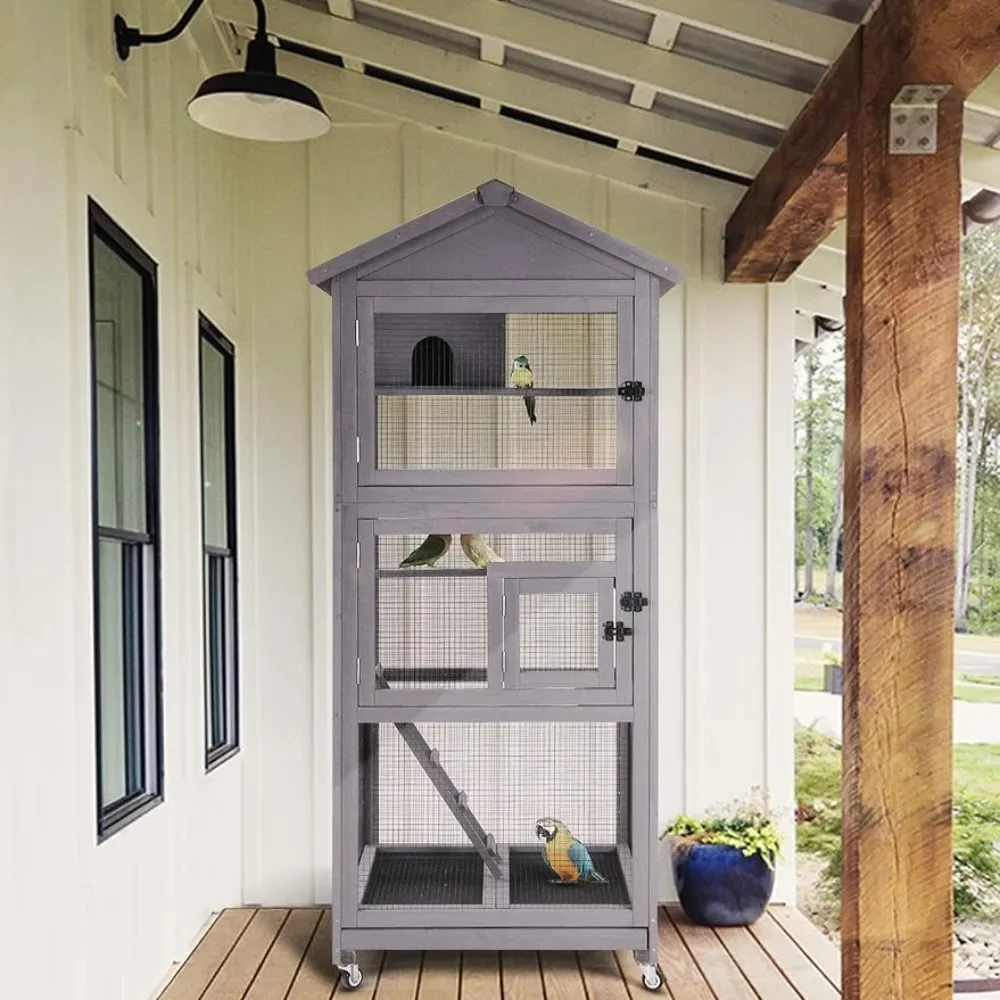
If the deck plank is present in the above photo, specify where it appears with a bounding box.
[463,951,502,999]
[767,907,841,988]
[374,950,421,1000]
[540,952,587,1000]
[666,906,757,999]
[748,913,839,1000]
[417,951,460,1000]
[159,909,257,1000]
[284,910,336,1000]
[714,926,801,1000]
[579,949,632,1000]
[656,909,714,1000]
[202,909,289,1000]
[245,909,323,1000]
[501,953,545,1000]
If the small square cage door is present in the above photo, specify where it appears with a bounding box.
[491,564,617,690]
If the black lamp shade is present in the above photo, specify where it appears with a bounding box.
[188,69,331,142]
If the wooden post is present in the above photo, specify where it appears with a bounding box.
[840,18,962,1000]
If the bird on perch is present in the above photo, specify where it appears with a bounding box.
[460,533,504,569]
[535,818,608,884]
[510,354,537,425]
[399,534,451,568]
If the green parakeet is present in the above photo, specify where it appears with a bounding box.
[460,533,504,569]
[510,354,536,425]
[399,534,451,568]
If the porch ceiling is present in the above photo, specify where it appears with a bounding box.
[204,0,1000,220]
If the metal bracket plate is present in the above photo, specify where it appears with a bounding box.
[889,85,951,155]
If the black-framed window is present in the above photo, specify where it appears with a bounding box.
[89,201,162,839]
[199,316,239,768]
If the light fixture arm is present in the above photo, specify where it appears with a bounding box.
[115,0,268,61]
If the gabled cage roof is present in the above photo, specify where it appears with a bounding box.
[307,179,683,294]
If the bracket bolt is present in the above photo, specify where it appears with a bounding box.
[895,114,907,125]
[919,136,931,148]
[894,136,907,147]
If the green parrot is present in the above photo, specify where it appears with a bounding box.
[535,818,608,884]
[460,533,504,569]
[510,354,537,425]
[399,533,451,568]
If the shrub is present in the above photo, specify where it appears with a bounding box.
[795,725,1000,921]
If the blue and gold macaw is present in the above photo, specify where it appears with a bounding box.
[535,818,608,883]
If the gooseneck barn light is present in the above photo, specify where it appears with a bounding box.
[114,0,331,142]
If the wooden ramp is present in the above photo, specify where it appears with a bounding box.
[157,905,844,999]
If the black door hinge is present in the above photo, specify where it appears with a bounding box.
[618,380,645,402]
[603,620,633,642]
[621,592,649,613]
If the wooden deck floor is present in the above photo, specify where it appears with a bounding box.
[157,905,842,999]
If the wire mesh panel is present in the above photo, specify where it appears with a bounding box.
[357,721,631,910]
[372,532,616,691]
[373,312,620,472]
[520,592,600,673]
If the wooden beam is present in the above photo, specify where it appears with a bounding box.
[724,33,859,282]
[608,0,853,64]
[725,0,1000,283]
[357,0,806,128]
[217,0,769,178]
[840,16,969,1000]
[281,53,746,211]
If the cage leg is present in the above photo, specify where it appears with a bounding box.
[633,950,662,992]
[336,952,363,991]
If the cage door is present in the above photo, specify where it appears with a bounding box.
[491,565,618,690]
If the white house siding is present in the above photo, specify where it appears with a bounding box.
[0,3,244,999]
[0,6,795,998]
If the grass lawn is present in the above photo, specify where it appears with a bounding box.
[795,604,1000,655]
[955,743,1000,798]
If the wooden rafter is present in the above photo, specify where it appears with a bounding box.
[357,0,806,128]
[280,52,746,212]
[216,0,768,180]
[608,0,853,63]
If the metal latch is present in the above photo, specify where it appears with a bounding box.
[603,620,633,642]
[618,380,645,402]
[889,85,950,155]
[621,592,649,613]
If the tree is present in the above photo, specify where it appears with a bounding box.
[795,333,845,602]
[955,225,1000,631]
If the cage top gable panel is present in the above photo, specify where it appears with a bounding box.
[307,179,682,292]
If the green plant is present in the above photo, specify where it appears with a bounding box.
[795,725,1000,921]
[661,789,782,870]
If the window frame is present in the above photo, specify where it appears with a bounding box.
[198,315,240,770]
[88,199,164,840]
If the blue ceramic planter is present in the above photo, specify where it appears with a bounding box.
[671,843,775,927]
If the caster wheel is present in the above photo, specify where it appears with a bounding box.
[642,969,662,991]
[340,965,363,990]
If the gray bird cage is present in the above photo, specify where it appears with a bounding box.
[309,179,680,993]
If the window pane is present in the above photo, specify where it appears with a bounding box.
[98,538,144,808]
[94,237,147,533]
[200,339,229,550]
[206,553,229,750]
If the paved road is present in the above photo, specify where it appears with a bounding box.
[796,633,1000,676]
[796,690,1000,744]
